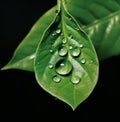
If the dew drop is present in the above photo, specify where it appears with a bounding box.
[56,29,61,34]
[61,33,63,36]
[80,44,83,48]
[68,17,72,21]
[69,45,73,50]
[53,75,61,83]
[81,58,86,64]
[71,47,81,57]
[75,27,79,31]
[50,49,54,53]
[62,38,67,44]
[72,76,81,84]
[55,60,72,76]
[48,64,53,69]
[58,46,68,57]
[52,32,56,36]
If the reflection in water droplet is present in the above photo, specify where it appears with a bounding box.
[72,76,81,84]
[80,44,83,48]
[71,47,81,57]
[62,38,67,44]
[52,32,56,36]
[81,58,86,64]
[48,64,53,69]
[50,49,54,53]
[53,75,61,83]
[56,29,61,34]
[69,45,73,50]
[58,46,68,57]
[55,60,72,76]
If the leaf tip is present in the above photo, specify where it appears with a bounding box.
[0,65,11,71]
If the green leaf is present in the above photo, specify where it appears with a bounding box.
[67,0,120,60]
[1,6,57,71]
[34,1,99,110]
[3,0,120,71]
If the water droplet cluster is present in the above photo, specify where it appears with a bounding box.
[47,16,87,85]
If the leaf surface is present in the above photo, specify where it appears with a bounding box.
[1,7,57,71]
[34,1,99,110]
[67,0,120,59]
[2,0,120,70]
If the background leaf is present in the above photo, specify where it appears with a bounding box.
[34,2,99,110]
[67,0,120,59]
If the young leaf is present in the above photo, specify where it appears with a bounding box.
[1,7,57,71]
[34,1,99,110]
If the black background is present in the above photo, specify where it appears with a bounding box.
[0,0,120,120]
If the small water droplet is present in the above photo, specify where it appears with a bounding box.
[58,46,68,57]
[55,60,72,76]
[80,44,83,48]
[72,47,81,57]
[72,76,81,84]
[53,75,61,83]
[50,49,54,53]
[61,33,63,36]
[75,27,79,31]
[48,64,54,69]
[56,29,61,34]
[62,38,67,44]
[69,35,73,39]
[52,32,56,36]
[69,45,73,50]
[81,58,86,64]
[68,17,72,21]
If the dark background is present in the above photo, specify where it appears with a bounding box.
[0,0,120,120]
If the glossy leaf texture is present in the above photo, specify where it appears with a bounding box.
[67,0,120,60]
[1,7,57,71]
[34,1,99,110]
[2,0,120,71]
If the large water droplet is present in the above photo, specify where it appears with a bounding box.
[48,64,53,69]
[55,60,72,76]
[58,46,68,57]
[72,75,81,84]
[56,29,61,34]
[71,47,81,57]
[53,75,61,83]
[81,58,86,64]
